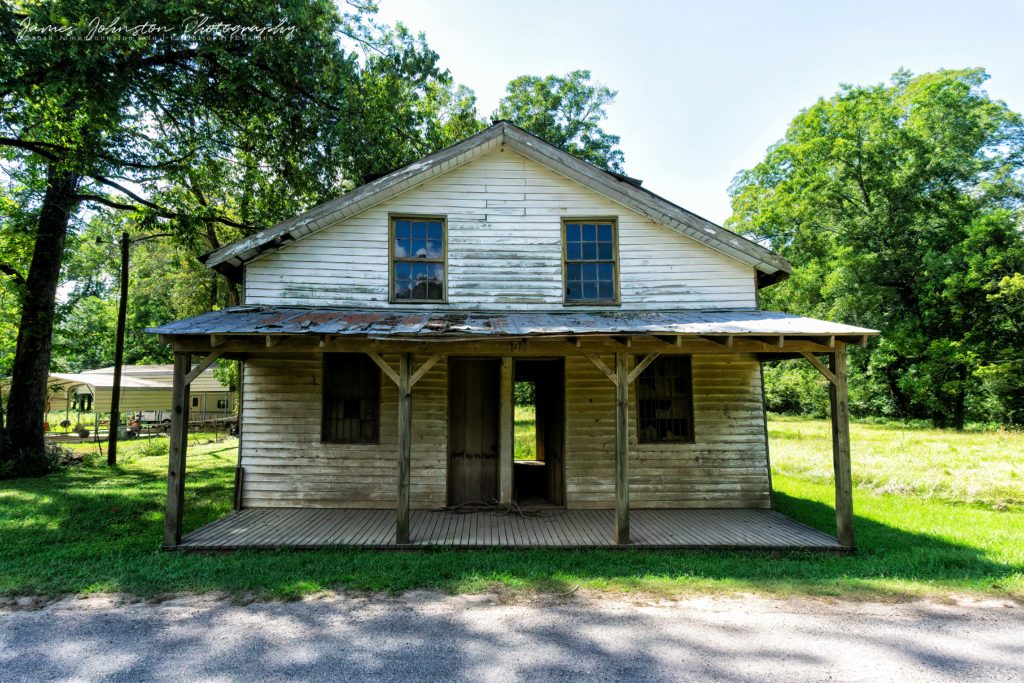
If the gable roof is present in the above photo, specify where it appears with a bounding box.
[200,122,791,285]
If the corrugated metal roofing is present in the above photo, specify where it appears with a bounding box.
[149,306,878,338]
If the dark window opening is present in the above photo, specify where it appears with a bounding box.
[564,220,617,302]
[637,356,695,443]
[323,353,381,443]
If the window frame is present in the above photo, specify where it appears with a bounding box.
[636,355,696,445]
[321,353,382,445]
[561,217,620,305]
[388,214,448,304]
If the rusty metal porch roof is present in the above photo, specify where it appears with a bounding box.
[149,307,878,339]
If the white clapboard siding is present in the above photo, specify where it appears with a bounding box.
[244,150,757,309]
[240,352,770,510]
[239,357,448,509]
[564,354,770,509]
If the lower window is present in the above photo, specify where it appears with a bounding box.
[637,356,695,443]
[322,353,381,444]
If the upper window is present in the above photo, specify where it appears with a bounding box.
[637,356,695,444]
[391,216,445,302]
[322,353,381,444]
[563,219,617,303]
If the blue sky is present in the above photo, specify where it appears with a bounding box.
[375,0,1024,225]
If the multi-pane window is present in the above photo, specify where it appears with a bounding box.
[392,216,445,301]
[322,354,380,444]
[637,356,695,443]
[564,220,617,303]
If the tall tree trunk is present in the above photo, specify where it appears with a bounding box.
[225,276,241,306]
[1,167,80,475]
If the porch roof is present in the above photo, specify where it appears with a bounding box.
[149,306,878,340]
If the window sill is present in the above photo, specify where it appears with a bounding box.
[562,300,621,307]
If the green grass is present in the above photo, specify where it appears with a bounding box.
[769,415,1024,509]
[0,419,1021,600]
[514,405,536,460]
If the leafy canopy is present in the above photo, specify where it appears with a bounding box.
[495,69,625,172]
[729,68,1024,426]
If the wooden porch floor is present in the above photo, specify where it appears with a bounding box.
[177,507,844,551]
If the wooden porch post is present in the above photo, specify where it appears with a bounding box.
[396,352,413,544]
[163,351,191,547]
[615,352,630,544]
[830,344,855,547]
[498,356,514,504]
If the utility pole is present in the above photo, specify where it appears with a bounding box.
[107,232,130,466]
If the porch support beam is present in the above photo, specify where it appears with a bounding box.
[367,351,401,386]
[580,351,618,386]
[653,334,682,347]
[829,344,855,547]
[498,357,514,505]
[396,352,413,545]
[615,352,630,545]
[163,351,191,548]
[800,352,836,385]
[183,351,223,386]
[410,353,442,387]
[627,352,661,384]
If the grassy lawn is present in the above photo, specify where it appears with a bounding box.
[0,418,1021,600]
[514,405,536,460]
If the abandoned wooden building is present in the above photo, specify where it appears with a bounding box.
[151,122,877,550]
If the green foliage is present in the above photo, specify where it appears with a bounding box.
[495,70,625,172]
[730,69,1024,427]
[0,1,486,380]
[514,380,535,407]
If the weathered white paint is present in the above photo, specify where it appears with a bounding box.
[238,353,769,510]
[566,353,770,509]
[244,150,757,310]
[239,356,447,509]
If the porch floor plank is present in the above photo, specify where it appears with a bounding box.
[178,508,847,551]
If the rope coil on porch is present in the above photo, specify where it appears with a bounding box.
[442,500,564,518]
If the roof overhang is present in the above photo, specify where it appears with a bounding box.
[150,306,876,345]
[200,122,792,285]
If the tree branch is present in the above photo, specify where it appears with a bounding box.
[78,184,253,231]
[0,263,26,286]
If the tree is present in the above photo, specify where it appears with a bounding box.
[728,68,1024,428]
[0,1,467,474]
[495,70,625,172]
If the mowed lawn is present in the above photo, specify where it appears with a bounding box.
[0,419,1021,599]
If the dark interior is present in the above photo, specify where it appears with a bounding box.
[513,359,565,507]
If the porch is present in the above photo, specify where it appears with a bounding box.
[178,507,844,551]
[152,307,878,551]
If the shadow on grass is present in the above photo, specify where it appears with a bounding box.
[1,452,1021,599]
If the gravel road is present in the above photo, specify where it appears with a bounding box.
[1,591,1021,681]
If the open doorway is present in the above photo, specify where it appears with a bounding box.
[513,359,564,506]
